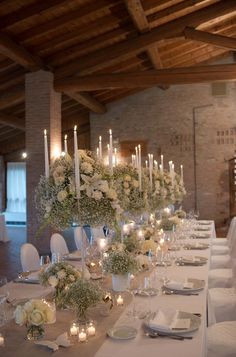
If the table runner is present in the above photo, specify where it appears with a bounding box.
[0,221,215,357]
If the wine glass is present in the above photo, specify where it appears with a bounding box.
[40,255,51,266]
[0,277,8,304]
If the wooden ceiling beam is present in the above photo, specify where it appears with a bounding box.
[0,112,25,130]
[0,89,24,110]
[184,27,236,50]
[0,32,106,113]
[124,0,163,69]
[0,132,25,154]
[55,64,236,91]
[0,33,44,71]
[0,0,68,30]
[55,0,236,78]
[63,92,106,114]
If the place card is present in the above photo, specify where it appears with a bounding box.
[172,318,191,330]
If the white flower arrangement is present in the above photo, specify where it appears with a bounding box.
[103,250,138,275]
[14,299,55,327]
[35,154,76,230]
[36,151,123,230]
[174,209,186,219]
[140,239,157,254]
[39,262,81,308]
[113,164,147,215]
[65,278,103,320]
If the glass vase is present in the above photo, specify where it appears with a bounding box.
[26,324,44,340]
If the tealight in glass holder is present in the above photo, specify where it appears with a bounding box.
[87,320,96,337]
[78,325,87,343]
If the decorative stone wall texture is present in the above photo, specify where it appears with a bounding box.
[90,82,236,225]
[25,70,61,253]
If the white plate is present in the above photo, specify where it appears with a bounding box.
[145,310,201,336]
[176,256,207,266]
[164,278,205,292]
[134,288,158,297]
[184,243,209,250]
[107,325,137,340]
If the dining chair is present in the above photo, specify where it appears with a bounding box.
[208,287,236,325]
[20,243,40,272]
[207,321,236,357]
[73,226,83,250]
[90,226,104,241]
[211,217,236,247]
[50,233,69,256]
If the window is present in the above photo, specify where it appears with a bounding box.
[6,163,26,213]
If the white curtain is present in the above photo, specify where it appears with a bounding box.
[6,162,26,213]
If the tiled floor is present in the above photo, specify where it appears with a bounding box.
[0,226,26,281]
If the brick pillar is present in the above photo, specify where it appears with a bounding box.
[0,156,6,212]
[25,70,61,253]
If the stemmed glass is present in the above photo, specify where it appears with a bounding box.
[40,255,51,266]
[0,277,9,326]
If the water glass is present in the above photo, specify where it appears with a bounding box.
[40,255,51,266]
[51,253,62,264]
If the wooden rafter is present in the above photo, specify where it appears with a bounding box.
[124,0,163,69]
[184,27,236,50]
[0,89,24,110]
[0,113,25,131]
[0,32,106,114]
[55,64,236,91]
[55,0,236,78]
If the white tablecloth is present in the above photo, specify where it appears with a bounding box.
[0,214,9,242]
[95,221,215,357]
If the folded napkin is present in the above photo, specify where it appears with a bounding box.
[35,332,71,352]
[165,279,194,290]
[149,309,191,332]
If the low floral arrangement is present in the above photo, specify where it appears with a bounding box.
[39,262,81,308]
[140,238,157,255]
[113,164,147,216]
[65,278,103,321]
[174,209,186,219]
[14,299,55,339]
[160,217,176,231]
[103,250,138,275]
[123,234,141,253]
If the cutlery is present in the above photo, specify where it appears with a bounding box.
[162,289,199,296]
[145,331,193,341]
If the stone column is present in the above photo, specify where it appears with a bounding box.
[0,156,6,212]
[25,70,61,253]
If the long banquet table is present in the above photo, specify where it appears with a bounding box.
[0,221,216,357]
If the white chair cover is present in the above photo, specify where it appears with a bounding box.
[208,269,233,288]
[211,245,230,256]
[208,288,236,325]
[91,226,104,241]
[73,227,83,250]
[50,233,69,256]
[212,217,236,248]
[211,238,228,246]
[20,243,40,272]
[207,321,236,357]
[210,255,231,269]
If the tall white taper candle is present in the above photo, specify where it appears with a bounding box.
[44,129,49,178]
[64,134,68,154]
[99,136,102,160]
[74,126,80,198]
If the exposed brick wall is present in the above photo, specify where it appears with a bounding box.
[90,83,236,225]
[25,70,61,253]
[0,156,5,212]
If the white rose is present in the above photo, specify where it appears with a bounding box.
[98,181,109,193]
[44,306,55,324]
[92,190,103,201]
[45,204,51,213]
[81,162,93,174]
[107,189,117,200]
[124,175,131,181]
[54,176,65,186]
[28,309,45,326]
[69,274,75,282]
[57,270,66,279]
[123,181,129,189]
[14,306,27,325]
[48,275,58,287]
[57,190,67,202]
[132,180,139,188]
[23,300,34,313]
[124,188,130,196]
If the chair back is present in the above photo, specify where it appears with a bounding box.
[20,243,40,272]
[50,233,69,256]
[73,227,83,250]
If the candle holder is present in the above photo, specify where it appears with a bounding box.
[87,320,96,337]
[0,333,5,347]
[78,325,87,343]
[116,294,124,307]
[70,321,79,340]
